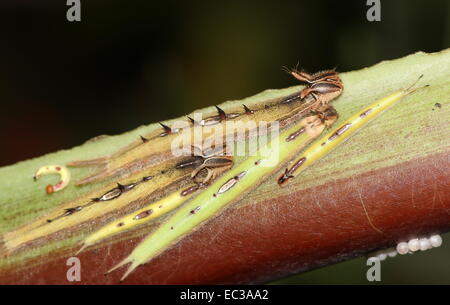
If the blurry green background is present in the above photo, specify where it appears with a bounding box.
[0,0,449,284]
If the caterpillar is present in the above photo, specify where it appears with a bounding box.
[1,69,426,283]
[33,165,71,194]
[2,69,339,255]
[105,76,424,280]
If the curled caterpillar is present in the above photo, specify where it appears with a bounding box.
[33,165,71,194]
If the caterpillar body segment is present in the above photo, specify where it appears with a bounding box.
[77,189,194,255]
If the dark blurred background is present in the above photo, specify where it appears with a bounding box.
[0,0,449,284]
[1,0,448,167]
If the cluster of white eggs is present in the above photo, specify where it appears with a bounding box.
[396,234,443,255]
[369,234,443,261]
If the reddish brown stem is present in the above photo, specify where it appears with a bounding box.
[1,151,448,284]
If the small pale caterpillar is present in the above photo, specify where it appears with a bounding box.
[33,165,71,194]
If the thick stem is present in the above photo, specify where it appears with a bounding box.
[0,49,449,284]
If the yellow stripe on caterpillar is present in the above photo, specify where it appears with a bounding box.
[76,187,198,254]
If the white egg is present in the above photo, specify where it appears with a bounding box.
[429,234,443,248]
[408,238,420,252]
[419,238,431,251]
[377,253,387,261]
[396,242,410,255]
[387,249,398,258]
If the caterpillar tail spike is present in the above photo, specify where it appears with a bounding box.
[75,244,88,256]
[405,74,425,93]
[105,256,135,279]
[119,262,140,282]
[33,165,71,194]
